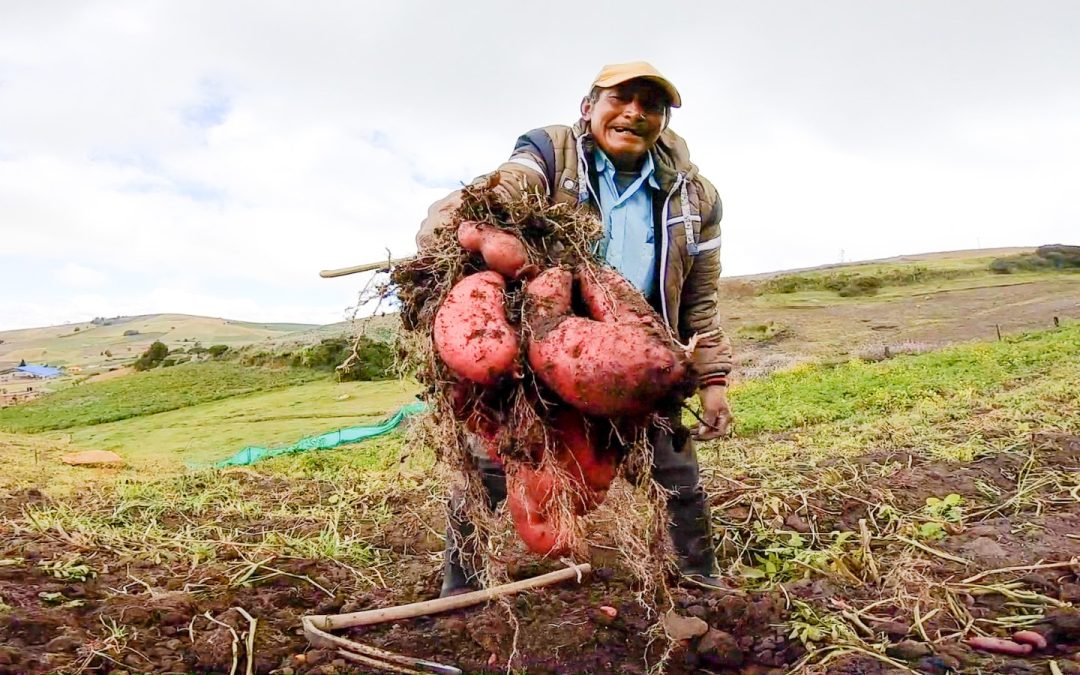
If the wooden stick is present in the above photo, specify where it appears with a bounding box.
[303,621,449,673]
[308,562,591,630]
[302,562,591,674]
[337,648,424,674]
[320,256,415,278]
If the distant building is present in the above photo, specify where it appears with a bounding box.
[14,364,62,379]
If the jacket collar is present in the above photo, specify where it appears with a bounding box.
[572,119,698,193]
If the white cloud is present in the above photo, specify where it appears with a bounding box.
[1,0,1078,330]
[54,263,107,287]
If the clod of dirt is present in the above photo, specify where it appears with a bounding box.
[1045,608,1080,642]
[917,654,962,674]
[783,513,811,533]
[661,610,709,641]
[696,628,742,669]
[885,640,932,661]
[43,634,79,652]
[1052,659,1080,675]
[1061,583,1080,604]
[961,536,1010,562]
[874,619,911,640]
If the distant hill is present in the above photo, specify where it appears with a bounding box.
[733,247,1034,281]
[3,247,1074,379]
[0,314,318,373]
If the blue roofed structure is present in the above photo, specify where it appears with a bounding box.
[15,364,62,378]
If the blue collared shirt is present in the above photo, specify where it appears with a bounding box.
[594,149,659,295]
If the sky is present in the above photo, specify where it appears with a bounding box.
[1,1,1078,330]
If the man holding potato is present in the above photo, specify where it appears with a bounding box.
[417,62,734,596]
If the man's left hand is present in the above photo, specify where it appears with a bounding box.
[693,384,733,441]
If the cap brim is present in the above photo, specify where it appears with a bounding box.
[593,74,681,108]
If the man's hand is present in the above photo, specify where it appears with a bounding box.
[692,384,733,441]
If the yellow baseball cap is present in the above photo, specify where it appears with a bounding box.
[591,61,682,108]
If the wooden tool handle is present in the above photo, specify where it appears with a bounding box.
[320,256,415,278]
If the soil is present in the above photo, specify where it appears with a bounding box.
[1,434,1078,674]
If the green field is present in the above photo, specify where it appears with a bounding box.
[66,378,418,470]
[2,321,1076,491]
[0,362,326,432]
[728,321,1080,435]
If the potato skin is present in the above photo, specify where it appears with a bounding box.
[506,467,569,557]
[551,408,615,500]
[457,220,532,280]
[524,267,573,326]
[966,637,1033,655]
[529,318,687,417]
[434,271,521,385]
[577,265,661,330]
[1010,631,1047,650]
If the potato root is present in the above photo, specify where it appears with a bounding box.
[434,271,521,385]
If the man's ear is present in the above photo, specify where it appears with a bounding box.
[580,97,592,121]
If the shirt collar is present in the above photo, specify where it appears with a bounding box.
[594,148,660,190]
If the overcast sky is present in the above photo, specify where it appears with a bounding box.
[1,1,1077,330]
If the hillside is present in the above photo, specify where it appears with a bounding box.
[0,313,318,373]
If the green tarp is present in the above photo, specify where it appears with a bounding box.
[213,401,427,468]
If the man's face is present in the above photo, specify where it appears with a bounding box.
[582,79,669,170]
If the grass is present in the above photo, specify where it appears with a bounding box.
[736,321,791,342]
[753,269,1077,308]
[727,322,1080,436]
[0,378,420,491]
[0,361,325,432]
[755,260,994,297]
[66,378,419,470]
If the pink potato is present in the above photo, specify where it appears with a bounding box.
[506,467,570,557]
[524,267,573,325]
[433,271,521,385]
[576,265,663,331]
[1011,631,1047,650]
[965,636,1033,655]
[528,318,688,417]
[457,221,533,280]
[524,266,689,417]
[550,407,616,498]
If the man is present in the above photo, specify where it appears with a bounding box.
[417,62,734,596]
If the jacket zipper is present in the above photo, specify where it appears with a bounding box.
[658,172,685,328]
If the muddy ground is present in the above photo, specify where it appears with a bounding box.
[1,434,1078,674]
